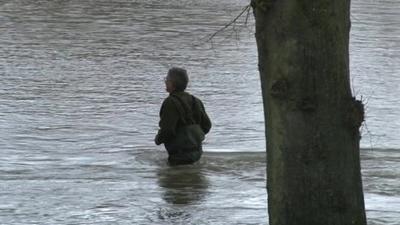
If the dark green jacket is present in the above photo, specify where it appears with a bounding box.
[155,91,211,145]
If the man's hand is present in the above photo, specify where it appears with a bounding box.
[155,134,162,145]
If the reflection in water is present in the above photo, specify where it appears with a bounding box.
[157,165,209,205]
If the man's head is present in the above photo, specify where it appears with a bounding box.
[165,67,189,93]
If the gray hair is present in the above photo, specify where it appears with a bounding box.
[167,67,189,92]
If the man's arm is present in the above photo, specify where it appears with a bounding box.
[199,100,212,134]
[155,97,179,145]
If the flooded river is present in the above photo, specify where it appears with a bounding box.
[1,0,399,224]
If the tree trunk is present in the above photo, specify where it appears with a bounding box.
[251,0,367,224]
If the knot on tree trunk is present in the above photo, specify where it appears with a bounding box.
[347,97,365,135]
[270,78,289,99]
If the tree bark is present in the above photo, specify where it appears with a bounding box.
[251,0,367,224]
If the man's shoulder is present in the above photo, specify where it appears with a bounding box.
[159,95,177,111]
[161,96,175,107]
[191,94,204,105]
[166,92,204,107]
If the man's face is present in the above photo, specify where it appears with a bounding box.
[164,76,175,93]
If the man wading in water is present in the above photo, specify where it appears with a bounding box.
[155,67,212,165]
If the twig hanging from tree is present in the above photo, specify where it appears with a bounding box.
[206,4,251,42]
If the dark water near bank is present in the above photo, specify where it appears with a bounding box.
[0,0,399,224]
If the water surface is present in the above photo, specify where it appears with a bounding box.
[0,0,399,224]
